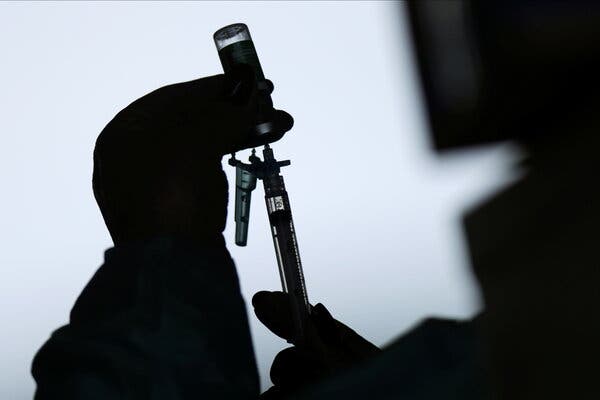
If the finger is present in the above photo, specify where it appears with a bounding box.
[113,71,291,156]
[270,347,326,388]
[259,385,286,400]
[182,74,260,155]
[120,74,256,152]
[239,109,294,152]
[100,75,234,155]
[119,75,227,120]
[310,303,340,346]
[252,291,295,340]
[312,303,380,361]
[225,64,260,106]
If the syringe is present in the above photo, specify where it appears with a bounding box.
[229,145,309,344]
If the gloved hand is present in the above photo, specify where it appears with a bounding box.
[92,67,292,245]
[252,291,380,398]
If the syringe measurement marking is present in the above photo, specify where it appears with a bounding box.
[286,219,309,307]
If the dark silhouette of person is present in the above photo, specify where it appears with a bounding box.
[32,1,600,399]
[31,67,291,399]
[256,2,600,399]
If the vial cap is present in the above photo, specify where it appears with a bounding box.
[214,23,252,51]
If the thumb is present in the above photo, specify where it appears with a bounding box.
[312,303,380,360]
[252,291,295,341]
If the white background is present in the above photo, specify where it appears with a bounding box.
[0,2,518,398]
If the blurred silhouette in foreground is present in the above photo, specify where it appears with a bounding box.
[32,1,599,399]
[259,2,599,398]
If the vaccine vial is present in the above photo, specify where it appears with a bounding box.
[214,23,265,80]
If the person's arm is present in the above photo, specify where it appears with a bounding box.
[32,70,292,399]
[252,292,484,399]
[33,237,259,399]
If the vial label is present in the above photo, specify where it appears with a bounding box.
[218,40,265,80]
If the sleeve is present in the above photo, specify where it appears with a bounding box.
[291,317,486,400]
[31,236,259,400]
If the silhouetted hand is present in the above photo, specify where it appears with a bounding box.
[92,67,292,245]
[252,291,380,398]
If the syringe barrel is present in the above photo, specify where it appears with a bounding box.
[214,23,265,80]
[263,174,310,344]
